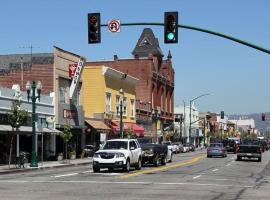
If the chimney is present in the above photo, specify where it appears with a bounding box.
[113,55,118,61]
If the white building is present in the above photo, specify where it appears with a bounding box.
[174,102,200,144]
[230,118,255,133]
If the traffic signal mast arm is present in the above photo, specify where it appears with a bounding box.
[100,22,270,55]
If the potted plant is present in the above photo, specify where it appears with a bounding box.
[57,153,63,161]
[69,149,76,160]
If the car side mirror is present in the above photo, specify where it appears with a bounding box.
[130,146,135,150]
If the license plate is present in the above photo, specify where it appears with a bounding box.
[247,153,252,156]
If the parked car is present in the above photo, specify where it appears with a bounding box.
[183,144,190,153]
[137,137,168,166]
[161,141,173,162]
[173,142,184,153]
[92,139,142,172]
[84,144,98,157]
[172,142,181,154]
[207,143,227,158]
[237,139,262,162]
[187,143,195,152]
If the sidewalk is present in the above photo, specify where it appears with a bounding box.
[0,157,93,175]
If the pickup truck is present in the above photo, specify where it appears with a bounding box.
[137,138,168,166]
[237,139,262,162]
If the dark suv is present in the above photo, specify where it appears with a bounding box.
[226,140,238,153]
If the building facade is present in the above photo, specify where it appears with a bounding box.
[86,28,175,142]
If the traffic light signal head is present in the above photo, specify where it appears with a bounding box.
[221,111,224,119]
[88,13,101,44]
[262,113,266,121]
[164,12,178,43]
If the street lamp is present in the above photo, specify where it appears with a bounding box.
[189,93,211,145]
[26,80,42,167]
[119,88,124,139]
[152,109,159,143]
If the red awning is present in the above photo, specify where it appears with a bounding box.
[125,122,144,136]
[111,121,129,132]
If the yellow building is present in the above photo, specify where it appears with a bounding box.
[82,65,143,141]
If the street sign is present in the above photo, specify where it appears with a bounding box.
[108,20,121,33]
[69,58,85,99]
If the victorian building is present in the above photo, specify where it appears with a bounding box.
[86,28,175,142]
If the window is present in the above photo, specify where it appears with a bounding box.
[116,95,120,115]
[59,87,65,104]
[129,141,137,149]
[123,97,127,116]
[130,99,135,117]
[105,92,111,113]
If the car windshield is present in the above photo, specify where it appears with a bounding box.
[102,141,128,150]
[137,138,152,144]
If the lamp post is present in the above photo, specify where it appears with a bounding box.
[152,109,159,143]
[26,80,42,167]
[119,88,124,139]
[189,93,211,144]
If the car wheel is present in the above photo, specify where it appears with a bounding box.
[207,155,211,158]
[93,166,100,173]
[153,155,159,167]
[168,154,172,163]
[258,157,262,162]
[161,156,167,165]
[124,159,130,172]
[237,156,242,161]
[135,158,142,170]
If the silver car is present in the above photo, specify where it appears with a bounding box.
[207,143,227,158]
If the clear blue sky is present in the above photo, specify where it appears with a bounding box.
[1,0,270,115]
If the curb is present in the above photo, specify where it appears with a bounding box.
[0,160,92,175]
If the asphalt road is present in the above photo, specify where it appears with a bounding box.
[0,150,270,200]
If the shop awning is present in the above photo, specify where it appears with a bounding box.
[125,122,144,136]
[85,119,111,131]
[111,121,129,132]
[0,125,61,135]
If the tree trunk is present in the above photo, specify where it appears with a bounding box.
[65,142,68,163]
[8,134,14,169]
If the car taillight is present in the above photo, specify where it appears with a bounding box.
[257,148,262,154]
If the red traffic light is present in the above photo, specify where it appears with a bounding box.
[88,13,101,44]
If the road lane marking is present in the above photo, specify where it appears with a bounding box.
[226,163,231,167]
[193,175,202,179]
[53,173,78,178]
[120,155,205,179]
[0,180,253,188]
[212,169,219,172]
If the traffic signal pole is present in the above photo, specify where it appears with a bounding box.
[101,22,270,55]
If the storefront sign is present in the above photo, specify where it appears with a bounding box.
[63,109,77,119]
[68,64,78,78]
[69,58,85,99]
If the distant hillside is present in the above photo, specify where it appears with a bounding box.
[229,113,270,137]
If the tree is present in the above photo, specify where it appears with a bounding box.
[6,96,28,168]
[60,124,72,162]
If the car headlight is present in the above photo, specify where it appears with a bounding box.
[93,153,100,158]
[115,153,125,158]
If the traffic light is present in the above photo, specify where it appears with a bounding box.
[262,113,266,121]
[88,13,101,44]
[221,111,224,119]
[164,12,178,43]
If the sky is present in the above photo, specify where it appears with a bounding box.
[0,0,270,115]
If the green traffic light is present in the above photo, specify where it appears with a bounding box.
[167,32,175,40]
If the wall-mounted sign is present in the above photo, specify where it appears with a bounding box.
[63,109,77,119]
[69,58,85,99]
[69,64,78,78]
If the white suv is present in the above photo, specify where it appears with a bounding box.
[92,139,142,172]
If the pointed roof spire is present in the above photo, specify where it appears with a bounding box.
[132,28,164,58]
[167,50,172,59]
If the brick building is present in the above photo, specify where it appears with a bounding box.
[0,47,85,160]
[86,28,175,141]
